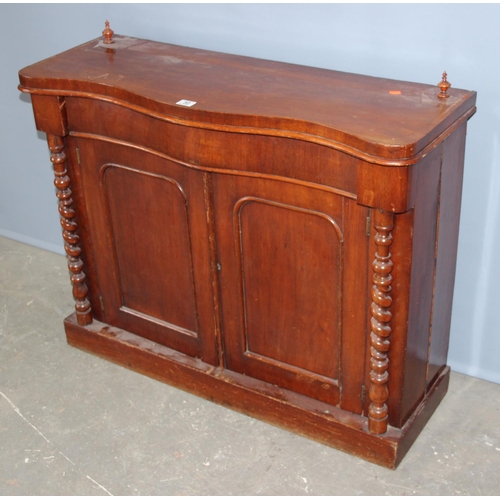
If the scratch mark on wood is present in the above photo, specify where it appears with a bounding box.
[87,73,109,80]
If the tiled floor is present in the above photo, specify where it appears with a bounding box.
[1,235,499,495]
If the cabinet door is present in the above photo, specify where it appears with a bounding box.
[212,174,369,410]
[75,138,217,364]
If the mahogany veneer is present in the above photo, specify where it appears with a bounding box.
[19,26,476,468]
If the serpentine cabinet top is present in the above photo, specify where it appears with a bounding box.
[18,31,477,165]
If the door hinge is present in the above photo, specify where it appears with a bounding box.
[361,384,366,404]
[366,216,371,236]
[99,295,105,313]
[76,147,81,165]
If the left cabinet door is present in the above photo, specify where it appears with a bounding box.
[74,137,218,364]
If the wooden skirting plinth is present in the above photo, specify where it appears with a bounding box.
[64,313,450,469]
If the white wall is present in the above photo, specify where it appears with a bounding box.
[1,4,499,384]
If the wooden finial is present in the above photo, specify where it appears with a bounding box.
[438,71,451,99]
[102,20,114,44]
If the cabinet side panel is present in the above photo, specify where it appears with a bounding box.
[427,124,467,386]
[400,147,442,424]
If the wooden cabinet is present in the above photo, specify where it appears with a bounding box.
[18,26,476,468]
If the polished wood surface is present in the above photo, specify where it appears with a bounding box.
[19,26,476,468]
[19,32,476,163]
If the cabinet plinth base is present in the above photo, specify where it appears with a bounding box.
[64,313,450,469]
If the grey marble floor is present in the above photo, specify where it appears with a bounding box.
[1,235,499,495]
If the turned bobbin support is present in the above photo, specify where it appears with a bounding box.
[47,134,92,326]
[368,209,394,435]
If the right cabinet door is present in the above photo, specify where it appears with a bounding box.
[212,174,370,411]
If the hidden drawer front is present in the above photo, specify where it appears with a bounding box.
[64,97,359,195]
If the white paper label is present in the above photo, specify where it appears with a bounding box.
[176,99,197,107]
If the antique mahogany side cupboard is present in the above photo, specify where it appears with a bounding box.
[19,23,476,468]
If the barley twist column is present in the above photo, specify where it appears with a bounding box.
[47,134,92,326]
[368,209,394,434]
